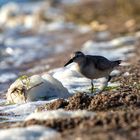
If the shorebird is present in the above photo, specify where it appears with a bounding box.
[64,51,121,93]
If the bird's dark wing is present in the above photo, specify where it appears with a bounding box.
[87,55,112,71]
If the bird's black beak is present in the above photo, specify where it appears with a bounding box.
[64,58,73,67]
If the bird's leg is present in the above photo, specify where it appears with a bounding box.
[107,75,112,82]
[91,79,94,93]
[99,75,112,93]
[104,75,112,88]
[103,75,112,90]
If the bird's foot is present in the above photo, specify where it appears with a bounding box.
[89,87,97,94]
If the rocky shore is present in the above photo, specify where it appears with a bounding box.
[0,1,140,140]
[17,48,140,140]
[0,37,140,140]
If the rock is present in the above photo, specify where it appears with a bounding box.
[6,74,70,104]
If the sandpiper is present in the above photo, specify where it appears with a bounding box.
[64,51,121,93]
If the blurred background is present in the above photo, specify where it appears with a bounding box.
[0,0,140,93]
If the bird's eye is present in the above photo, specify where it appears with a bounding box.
[76,54,80,57]
[71,52,83,58]
[75,52,82,56]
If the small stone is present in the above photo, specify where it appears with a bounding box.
[123,72,130,77]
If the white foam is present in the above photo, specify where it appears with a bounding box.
[0,100,57,122]
[82,43,135,60]
[2,101,50,115]
[82,35,136,60]
[0,73,17,83]
[26,109,95,121]
[45,21,75,31]
[50,67,91,93]
[96,31,111,40]
[110,70,121,76]
[0,125,60,140]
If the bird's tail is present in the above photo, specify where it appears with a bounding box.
[112,60,122,67]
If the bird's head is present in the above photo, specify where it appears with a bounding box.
[64,51,85,67]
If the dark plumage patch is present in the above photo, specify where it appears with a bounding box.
[86,55,111,71]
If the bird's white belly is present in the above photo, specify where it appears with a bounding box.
[78,65,111,79]
[93,69,111,79]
